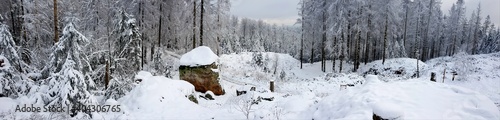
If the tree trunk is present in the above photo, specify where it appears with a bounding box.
[333,36,336,72]
[311,31,314,64]
[340,32,345,73]
[300,25,303,69]
[199,0,204,46]
[373,36,377,60]
[355,30,361,72]
[321,0,326,72]
[20,0,27,45]
[158,1,162,49]
[310,41,314,64]
[53,0,59,43]
[403,3,409,48]
[414,16,420,58]
[192,0,197,49]
[105,61,110,89]
[382,14,388,64]
[216,0,221,55]
[300,0,304,69]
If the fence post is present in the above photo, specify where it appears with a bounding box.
[270,79,274,92]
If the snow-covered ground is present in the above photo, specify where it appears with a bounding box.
[1,52,499,119]
[422,52,500,110]
[308,75,499,119]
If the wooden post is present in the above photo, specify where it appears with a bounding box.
[270,80,274,92]
[430,72,436,82]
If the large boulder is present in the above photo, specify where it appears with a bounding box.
[179,46,224,95]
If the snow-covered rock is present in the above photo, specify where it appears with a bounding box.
[180,46,218,67]
[310,76,500,120]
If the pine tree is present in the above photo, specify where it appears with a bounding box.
[106,10,142,100]
[43,22,96,117]
[0,19,25,74]
[0,21,28,98]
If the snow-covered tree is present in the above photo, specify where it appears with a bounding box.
[106,10,142,100]
[43,22,96,117]
[0,19,25,73]
[0,19,30,98]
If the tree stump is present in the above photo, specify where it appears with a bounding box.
[430,72,436,82]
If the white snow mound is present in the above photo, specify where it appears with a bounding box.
[180,46,218,67]
[311,76,500,120]
[119,72,211,119]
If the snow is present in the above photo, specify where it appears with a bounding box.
[422,52,500,111]
[2,52,500,119]
[309,76,500,120]
[180,46,218,67]
[0,97,16,113]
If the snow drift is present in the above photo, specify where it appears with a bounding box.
[422,52,500,111]
[310,75,500,120]
[116,71,211,119]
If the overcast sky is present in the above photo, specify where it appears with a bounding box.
[230,0,500,27]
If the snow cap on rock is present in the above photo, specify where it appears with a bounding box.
[180,46,218,67]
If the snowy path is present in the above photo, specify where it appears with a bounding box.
[219,75,257,86]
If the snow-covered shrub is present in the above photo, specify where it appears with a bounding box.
[105,77,134,100]
[46,60,96,117]
[452,52,474,81]
[147,48,176,78]
[253,52,264,67]
[229,92,259,120]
